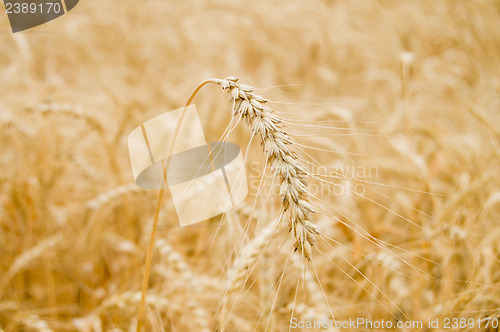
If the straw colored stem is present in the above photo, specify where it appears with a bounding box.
[136,186,164,332]
[136,79,219,332]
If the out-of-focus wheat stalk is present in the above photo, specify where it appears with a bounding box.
[35,103,123,182]
[0,233,62,299]
[18,315,53,332]
[226,218,279,295]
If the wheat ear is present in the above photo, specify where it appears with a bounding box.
[181,77,318,260]
[226,219,278,295]
[218,77,318,260]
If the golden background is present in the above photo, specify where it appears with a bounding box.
[0,0,499,331]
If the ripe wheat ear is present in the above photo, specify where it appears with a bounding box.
[215,77,319,260]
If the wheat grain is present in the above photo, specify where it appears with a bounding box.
[0,233,62,299]
[86,184,145,210]
[187,300,212,332]
[67,154,101,180]
[153,253,220,291]
[19,315,53,332]
[35,102,123,180]
[153,239,212,332]
[97,290,211,332]
[155,239,190,274]
[226,219,279,294]
[0,115,36,138]
[37,103,104,133]
[99,291,177,313]
[73,313,103,332]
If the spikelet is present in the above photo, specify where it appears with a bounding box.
[226,220,278,294]
[0,115,36,138]
[86,184,145,210]
[37,102,104,133]
[99,291,176,313]
[154,239,212,332]
[19,314,53,332]
[0,234,62,298]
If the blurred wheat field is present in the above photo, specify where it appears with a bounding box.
[1,0,500,331]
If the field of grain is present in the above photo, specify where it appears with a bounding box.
[1,0,499,331]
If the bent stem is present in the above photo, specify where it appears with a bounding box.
[136,78,220,332]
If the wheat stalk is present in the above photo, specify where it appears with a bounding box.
[182,77,318,260]
[154,239,212,332]
[136,77,318,331]
[0,233,62,299]
[1,115,36,138]
[221,220,278,332]
[35,102,123,182]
